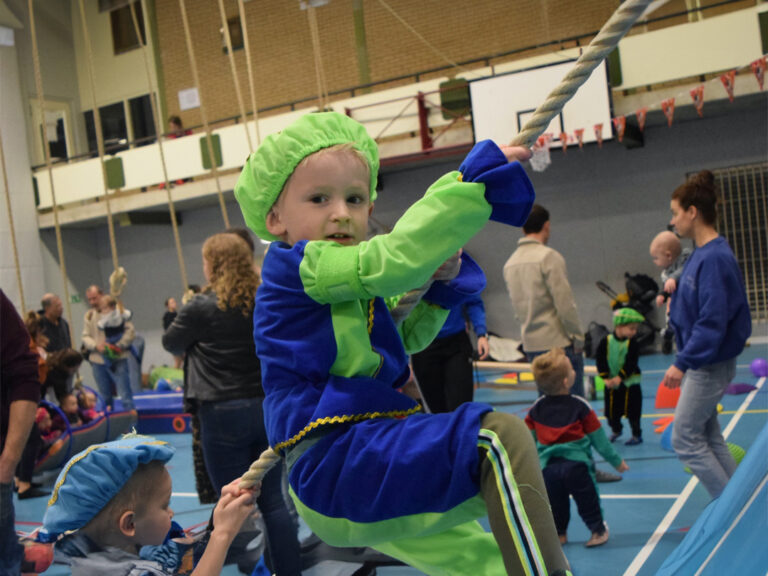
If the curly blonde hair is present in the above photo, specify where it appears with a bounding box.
[202,233,260,314]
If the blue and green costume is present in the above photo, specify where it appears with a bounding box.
[236,112,571,576]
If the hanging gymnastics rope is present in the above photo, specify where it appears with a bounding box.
[0,129,26,312]
[304,1,330,111]
[236,0,261,146]
[236,0,654,491]
[127,1,189,293]
[77,0,129,299]
[28,0,74,344]
[178,0,230,228]
[217,0,252,154]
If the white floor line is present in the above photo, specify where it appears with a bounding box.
[622,376,766,576]
[172,492,200,497]
[601,494,678,499]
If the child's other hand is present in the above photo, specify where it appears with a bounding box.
[616,460,629,473]
[222,477,260,500]
[664,278,677,294]
[432,250,462,282]
[498,145,532,163]
[605,377,620,389]
[211,490,257,542]
[655,294,665,308]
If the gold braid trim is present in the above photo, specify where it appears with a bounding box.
[273,406,423,455]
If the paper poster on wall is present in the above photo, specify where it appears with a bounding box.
[178,87,200,111]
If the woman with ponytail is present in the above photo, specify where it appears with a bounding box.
[661,170,751,498]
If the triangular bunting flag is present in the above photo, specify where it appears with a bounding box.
[559,132,569,153]
[751,56,766,90]
[690,85,705,117]
[661,98,675,127]
[574,128,584,148]
[593,124,603,148]
[612,116,626,142]
[720,70,736,102]
[636,107,648,132]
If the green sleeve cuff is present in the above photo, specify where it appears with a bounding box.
[301,242,371,304]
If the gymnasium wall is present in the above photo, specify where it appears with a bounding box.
[153,0,617,129]
[39,91,766,378]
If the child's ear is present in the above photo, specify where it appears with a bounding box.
[368,202,374,217]
[265,208,286,239]
[118,510,136,538]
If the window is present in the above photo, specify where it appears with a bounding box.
[222,17,244,54]
[84,102,128,155]
[711,163,768,321]
[110,1,145,55]
[129,94,156,146]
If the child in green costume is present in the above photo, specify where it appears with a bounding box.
[596,307,645,445]
[235,111,571,575]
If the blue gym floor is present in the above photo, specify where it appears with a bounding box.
[15,329,768,576]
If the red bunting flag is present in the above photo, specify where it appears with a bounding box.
[612,116,627,142]
[751,56,766,90]
[661,98,675,127]
[690,85,705,117]
[636,107,648,132]
[594,124,603,148]
[559,132,569,153]
[720,70,736,102]
[574,128,585,148]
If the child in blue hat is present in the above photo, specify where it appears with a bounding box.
[40,434,257,575]
[234,111,571,575]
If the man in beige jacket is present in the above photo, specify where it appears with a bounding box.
[81,285,136,410]
[503,204,585,397]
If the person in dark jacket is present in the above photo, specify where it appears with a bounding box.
[662,170,751,499]
[163,233,301,576]
[1,289,42,571]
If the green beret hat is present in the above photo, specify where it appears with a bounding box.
[613,307,645,326]
[234,111,379,242]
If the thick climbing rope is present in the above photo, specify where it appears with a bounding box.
[511,0,653,148]
[305,2,330,111]
[77,0,126,298]
[238,0,653,491]
[217,0,252,154]
[0,128,26,312]
[178,0,230,228]
[237,0,261,146]
[28,0,74,343]
[128,2,189,293]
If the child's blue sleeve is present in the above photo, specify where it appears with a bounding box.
[459,140,535,227]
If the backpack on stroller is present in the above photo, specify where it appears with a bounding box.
[595,272,659,355]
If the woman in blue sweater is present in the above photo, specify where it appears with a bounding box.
[662,170,751,498]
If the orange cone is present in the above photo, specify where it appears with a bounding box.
[655,381,680,409]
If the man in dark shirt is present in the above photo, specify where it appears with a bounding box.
[1,289,42,573]
[39,293,71,352]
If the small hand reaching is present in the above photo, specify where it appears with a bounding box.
[499,146,533,163]
[616,460,629,473]
[212,480,259,542]
[664,278,677,295]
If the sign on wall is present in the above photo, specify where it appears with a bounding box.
[178,87,200,111]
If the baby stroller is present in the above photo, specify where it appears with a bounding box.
[595,272,660,355]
